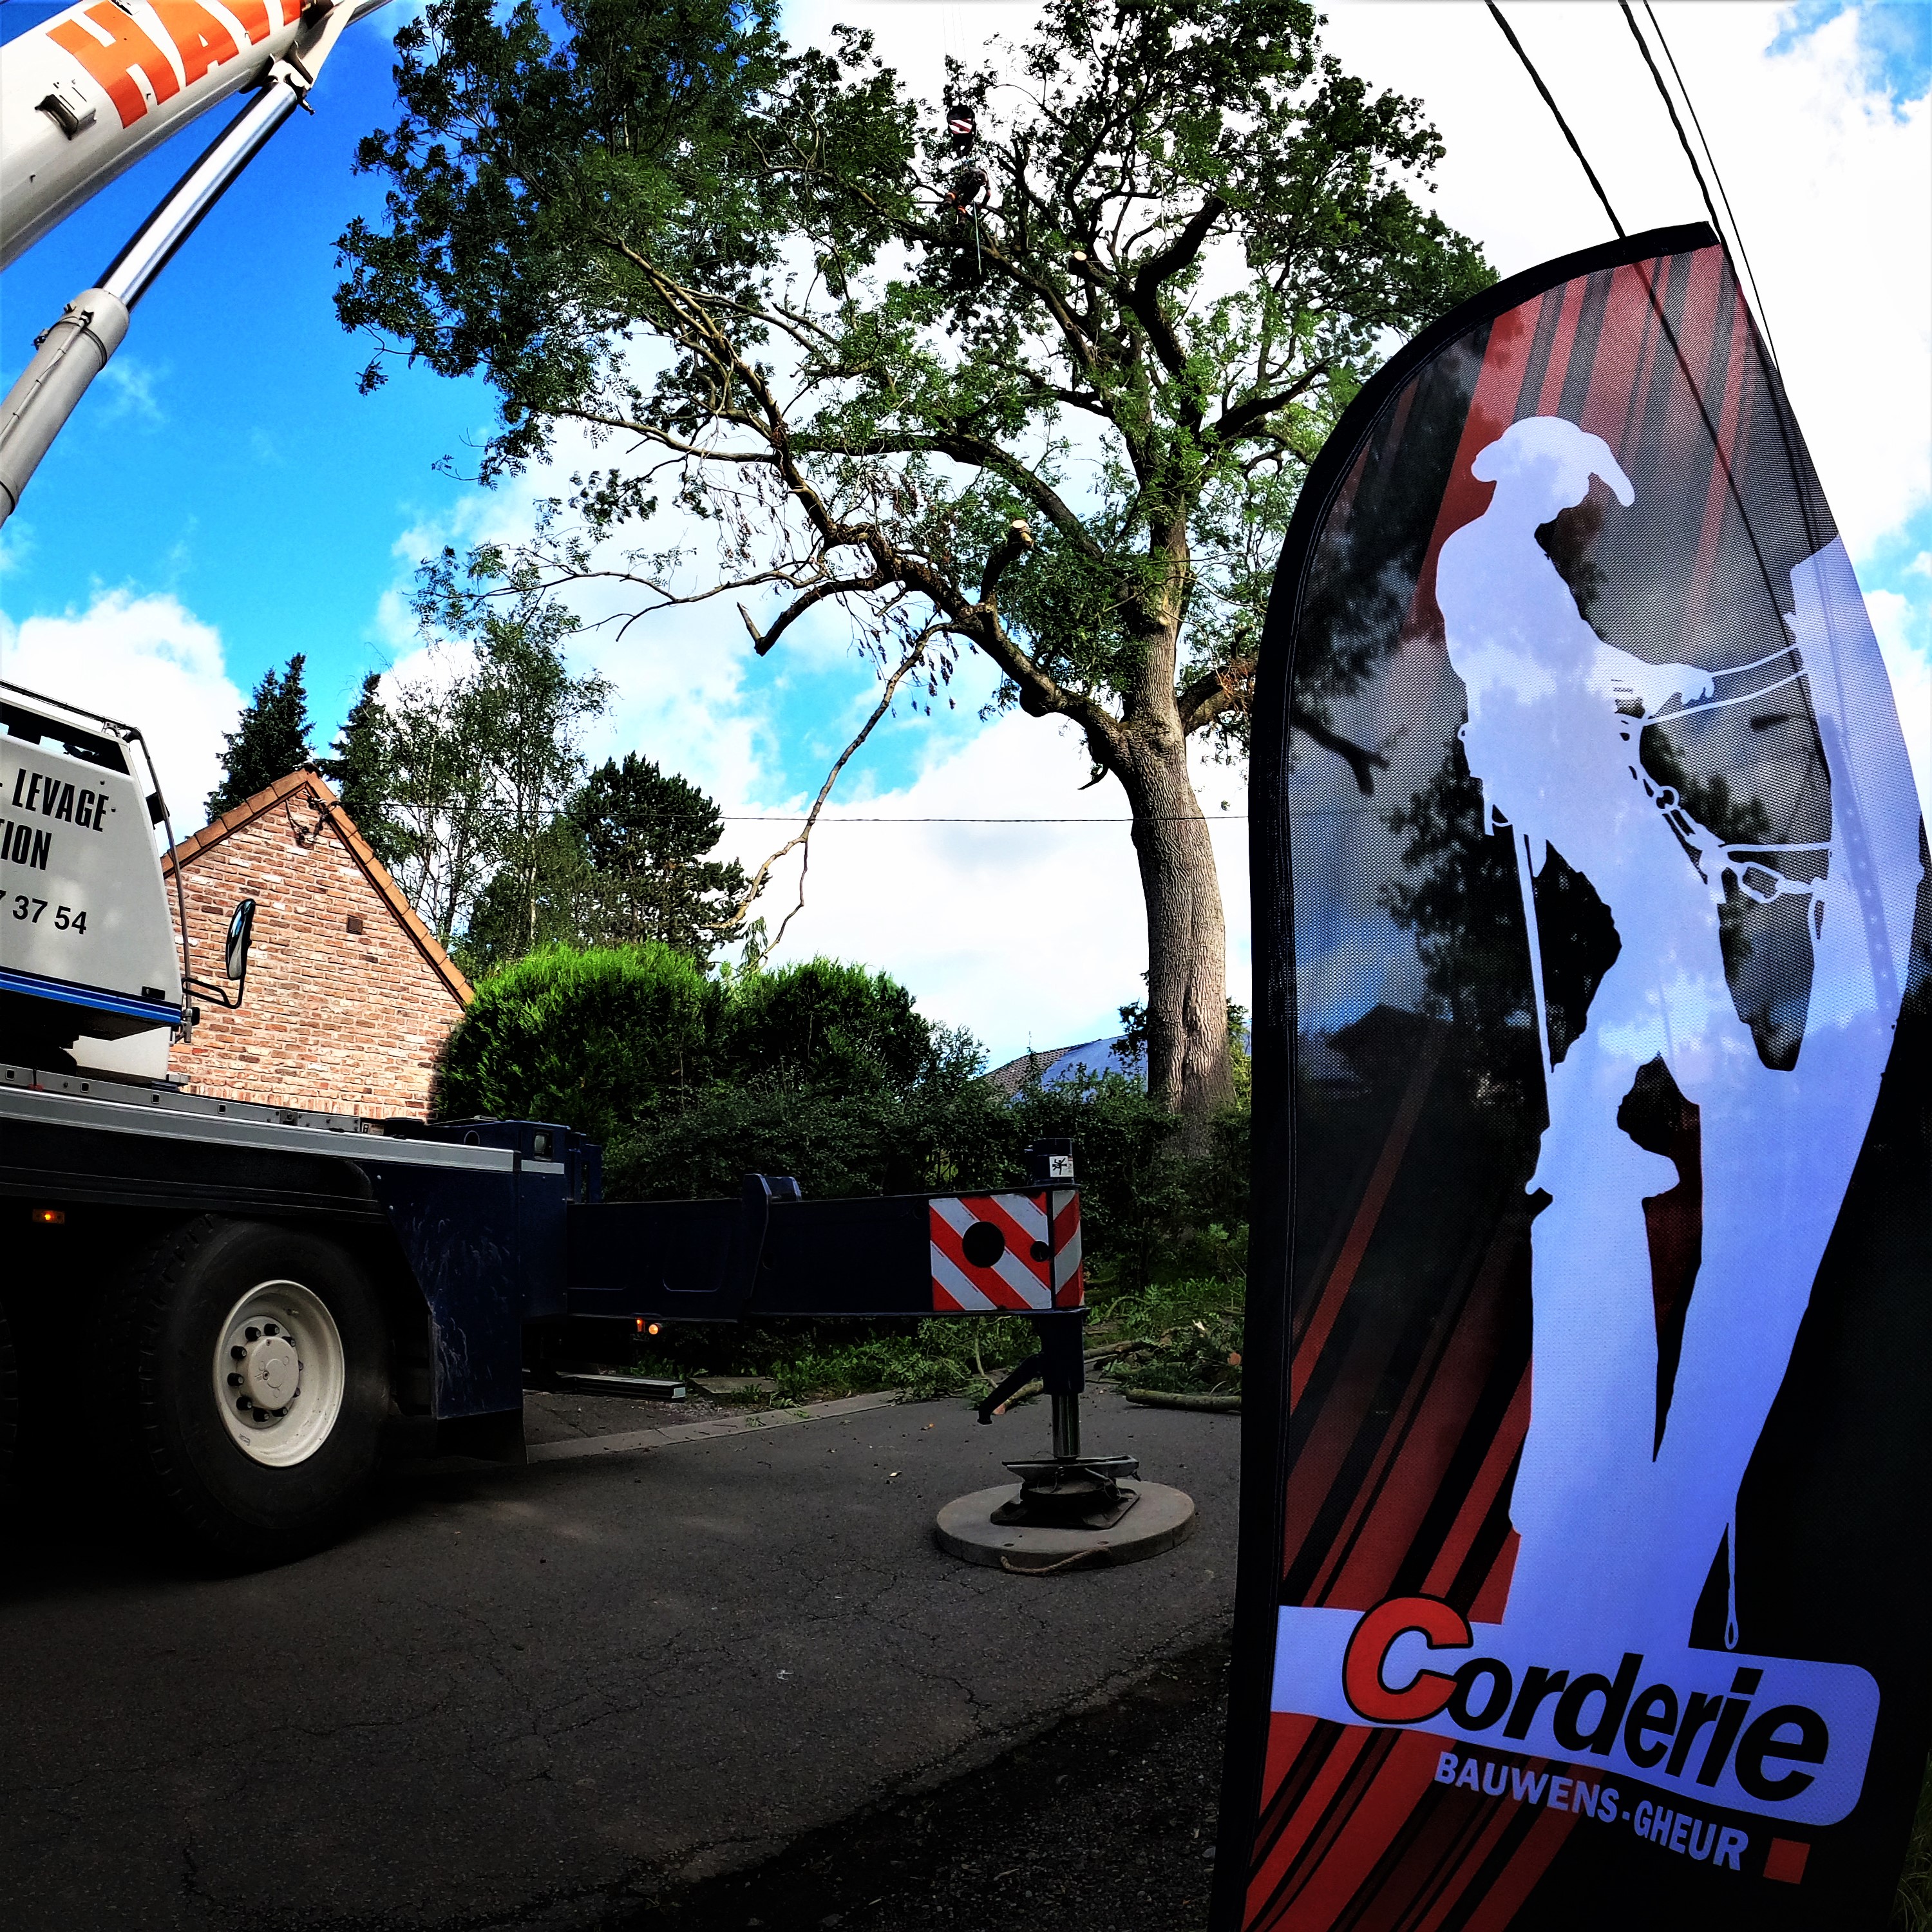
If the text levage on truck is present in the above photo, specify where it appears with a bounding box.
[0,1,1148,1567]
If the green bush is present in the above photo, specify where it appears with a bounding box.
[606,1081,1014,1202]
[718,958,942,1094]
[618,1312,1042,1404]
[439,942,1253,1294]
[1094,1274,1245,1397]
[435,942,721,1142]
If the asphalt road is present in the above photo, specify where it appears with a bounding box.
[0,1385,1238,1931]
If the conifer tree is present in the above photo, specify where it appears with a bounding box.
[206,654,314,820]
[320,671,408,873]
[566,753,750,964]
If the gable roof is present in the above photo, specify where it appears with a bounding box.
[163,770,473,1007]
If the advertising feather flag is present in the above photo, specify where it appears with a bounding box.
[1215,223,1930,1929]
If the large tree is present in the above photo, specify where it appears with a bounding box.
[338,0,1490,1113]
[207,652,313,820]
[320,671,409,872]
[567,753,750,962]
[384,573,611,949]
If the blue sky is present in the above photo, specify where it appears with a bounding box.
[2,0,1927,1059]
[0,0,965,795]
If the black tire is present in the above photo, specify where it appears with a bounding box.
[106,1217,390,1566]
[0,1296,16,1488]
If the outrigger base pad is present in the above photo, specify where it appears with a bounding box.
[934,1481,1197,1574]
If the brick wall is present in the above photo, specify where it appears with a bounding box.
[165,778,467,1119]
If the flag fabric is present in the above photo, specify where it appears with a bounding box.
[1214,223,1930,1930]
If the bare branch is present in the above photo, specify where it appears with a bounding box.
[1178,655,1255,734]
[1289,705,1389,795]
[739,569,891,655]
[731,629,938,948]
[1208,363,1329,444]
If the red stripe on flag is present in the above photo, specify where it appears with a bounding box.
[1685,285,1754,632]
[1247,1730,1446,1932]
[1456,1792,1580,1932]
[1468,1530,1520,1626]
[1258,1711,1320,1815]
[1313,1229,1523,1609]
[1409,1792,1531,1932]
[1531,278,1587,418]
[1289,1029,1443,1410]
[1419,1363,1533,1602]
[1242,1726,1376,1925]
[929,1212,1039,1311]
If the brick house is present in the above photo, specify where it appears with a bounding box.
[162,770,471,1119]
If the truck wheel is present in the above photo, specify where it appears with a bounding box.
[107,1217,391,1565]
[0,1297,15,1486]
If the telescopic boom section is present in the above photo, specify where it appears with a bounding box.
[0,0,389,527]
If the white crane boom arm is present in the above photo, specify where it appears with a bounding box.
[0,0,388,529]
[1,0,384,270]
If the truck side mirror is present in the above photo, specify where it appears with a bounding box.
[225,898,256,981]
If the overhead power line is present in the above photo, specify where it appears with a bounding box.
[1625,1,1783,372]
[1486,2,1626,241]
[721,814,1252,824]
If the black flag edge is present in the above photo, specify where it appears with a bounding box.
[1208,218,1721,1932]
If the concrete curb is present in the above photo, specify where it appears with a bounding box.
[525,1388,907,1464]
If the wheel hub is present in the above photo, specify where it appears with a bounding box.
[212,1282,346,1468]
[240,1330,300,1412]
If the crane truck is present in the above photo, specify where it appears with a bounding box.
[0,0,1115,1567]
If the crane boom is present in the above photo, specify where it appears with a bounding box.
[0,0,388,527]
[1,0,384,269]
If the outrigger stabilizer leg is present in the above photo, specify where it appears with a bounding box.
[976,1307,1141,1530]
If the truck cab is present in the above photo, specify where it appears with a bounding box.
[0,682,183,1078]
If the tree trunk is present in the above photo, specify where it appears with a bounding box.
[1117,731,1229,1121]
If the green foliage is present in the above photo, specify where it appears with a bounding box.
[440,940,1255,1307]
[623,1312,1041,1405]
[435,942,721,1140]
[458,815,597,978]
[207,654,312,820]
[337,0,1496,1115]
[438,946,983,1155]
[565,752,750,962]
[338,0,1491,744]
[607,1079,1010,1202]
[764,1317,1037,1405]
[1004,1069,1247,1289]
[320,672,408,873]
[1095,1273,1245,1397]
[718,958,945,1095]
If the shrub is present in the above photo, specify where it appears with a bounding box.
[438,942,1253,1295]
[717,958,940,1094]
[606,1081,1017,1202]
[435,942,721,1142]
[1094,1274,1245,1397]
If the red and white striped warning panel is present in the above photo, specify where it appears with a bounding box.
[930,1191,1083,1312]
[1049,1189,1083,1305]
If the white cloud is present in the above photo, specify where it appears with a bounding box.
[713,712,1252,1063]
[1314,1,1931,565]
[93,357,166,428]
[1867,585,1932,827]
[0,589,242,831]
